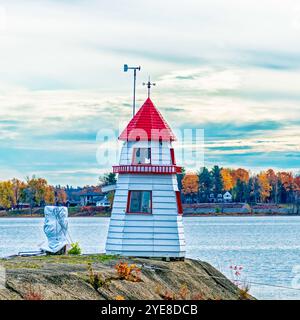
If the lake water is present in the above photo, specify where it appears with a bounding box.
[1,216,300,300]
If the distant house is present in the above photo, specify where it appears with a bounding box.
[223,191,233,203]
[96,195,111,207]
[65,186,84,207]
[216,194,223,203]
[208,193,215,203]
[208,192,232,203]
[79,187,103,206]
[17,203,31,209]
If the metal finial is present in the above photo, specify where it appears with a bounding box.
[143,76,156,98]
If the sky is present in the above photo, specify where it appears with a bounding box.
[0,0,300,186]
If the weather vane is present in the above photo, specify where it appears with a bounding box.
[143,77,156,98]
[123,64,141,117]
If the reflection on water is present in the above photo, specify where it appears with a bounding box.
[1,216,300,300]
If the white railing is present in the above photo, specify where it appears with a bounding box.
[113,165,182,174]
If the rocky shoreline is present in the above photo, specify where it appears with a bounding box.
[0,254,253,300]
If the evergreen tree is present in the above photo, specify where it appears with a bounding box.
[253,176,260,203]
[211,165,223,195]
[233,179,248,202]
[99,173,117,186]
[198,167,212,202]
[177,167,186,192]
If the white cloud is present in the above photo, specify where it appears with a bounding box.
[0,1,300,184]
[1,0,300,89]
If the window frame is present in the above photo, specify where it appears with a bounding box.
[170,148,176,165]
[175,191,183,214]
[132,147,151,165]
[126,190,152,215]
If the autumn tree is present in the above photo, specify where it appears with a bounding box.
[294,176,300,191]
[258,172,271,202]
[294,176,300,213]
[0,181,14,210]
[182,173,199,203]
[232,168,250,184]
[266,169,278,203]
[44,185,55,205]
[11,178,26,208]
[277,172,294,203]
[221,168,234,191]
[24,176,54,207]
[55,187,67,205]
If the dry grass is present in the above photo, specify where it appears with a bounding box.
[238,283,251,300]
[23,284,43,300]
[155,283,205,300]
[115,262,142,282]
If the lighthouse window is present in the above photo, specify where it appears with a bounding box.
[132,148,151,164]
[127,191,152,214]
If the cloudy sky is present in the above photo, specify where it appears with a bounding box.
[0,0,300,186]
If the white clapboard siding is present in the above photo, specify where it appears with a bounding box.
[125,214,180,221]
[109,232,185,240]
[105,139,185,258]
[114,251,185,258]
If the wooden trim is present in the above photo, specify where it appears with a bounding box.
[126,212,152,215]
[176,191,183,215]
[170,148,176,165]
[113,165,182,174]
[126,190,131,213]
[126,190,152,214]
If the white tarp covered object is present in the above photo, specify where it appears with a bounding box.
[41,206,69,253]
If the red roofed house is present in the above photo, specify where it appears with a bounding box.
[105,97,185,259]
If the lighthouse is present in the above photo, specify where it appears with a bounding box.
[105,82,185,259]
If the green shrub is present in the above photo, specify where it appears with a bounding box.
[68,242,82,255]
[87,263,105,289]
[215,207,221,214]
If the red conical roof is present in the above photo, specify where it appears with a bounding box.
[119,98,176,141]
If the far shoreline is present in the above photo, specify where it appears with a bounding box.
[0,212,299,218]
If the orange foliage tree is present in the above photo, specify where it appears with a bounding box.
[258,172,271,202]
[44,185,55,205]
[182,173,199,195]
[266,169,277,185]
[232,168,250,184]
[11,178,26,207]
[24,176,55,206]
[294,176,300,191]
[221,168,234,191]
[278,172,294,192]
[0,181,14,209]
[55,188,67,204]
